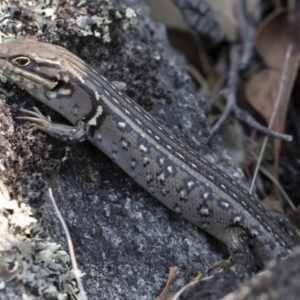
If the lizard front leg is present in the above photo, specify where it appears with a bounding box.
[18,107,90,143]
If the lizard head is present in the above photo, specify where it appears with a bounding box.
[0,37,62,90]
[0,38,101,125]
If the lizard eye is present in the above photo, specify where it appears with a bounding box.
[13,56,31,67]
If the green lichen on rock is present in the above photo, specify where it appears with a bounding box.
[0,180,83,299]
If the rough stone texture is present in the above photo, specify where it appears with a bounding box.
[0,98,76,299]
[175,247,300,300]
[177,265,251,300]
[220,247,300,300]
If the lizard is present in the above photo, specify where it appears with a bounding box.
[0,37,299,271]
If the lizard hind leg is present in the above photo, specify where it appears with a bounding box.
[209,226,255,273]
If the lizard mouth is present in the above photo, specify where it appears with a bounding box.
[51,80,65,91]
[50,79,72,96]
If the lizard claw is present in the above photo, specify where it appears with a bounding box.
[17,107,51,130]
[17,107,89,143]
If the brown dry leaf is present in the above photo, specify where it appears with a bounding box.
[245,9,300,187]
[255,8,300,69]
[261,193,284,215]
[286,206,300,230]
[207,0,237,40]
[144,0,190,31]
[245,68,292,135]
[248,8,300,130]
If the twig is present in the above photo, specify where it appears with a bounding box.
[188,64,210,95]
[188,94,211,143]
[48,188,87,300]
[209,44,293,142]
[233,107,292,141]
[209,45,239,138]
[235,0,255,69]
[155,267,178,300]
[249,44,293,194]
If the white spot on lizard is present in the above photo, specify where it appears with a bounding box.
[88,106,103,125]
[118,122,126,129]
[200,208,210,215]
[59,88,72,95]
[94,91,100,100]
[157,173,165,182]
[187,181,194,188]
[233,216,241,223]
[139,144,148,152]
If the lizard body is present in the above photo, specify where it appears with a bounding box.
[0,38,299,270]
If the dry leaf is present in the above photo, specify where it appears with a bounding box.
[245,69,290,134]
[245,8,300,188]
[247,9,300,130]
[144,0,190,31]
[261,193,284,214]
[207,0,260,40]
[254,8,300,69]
[286,206,300,230]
